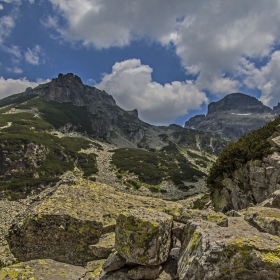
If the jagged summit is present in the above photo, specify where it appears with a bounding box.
[26,73,116,106]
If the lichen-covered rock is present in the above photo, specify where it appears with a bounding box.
[7,179,182,266]
[90,233,115,258]
[115,208,173,265]
[260,189,280,209]
[245,206,280,237]
[0,259,87,280]
[164,207,228,227]
[127,265,162,279]
[102,252,126,272]
[178,217,280,280]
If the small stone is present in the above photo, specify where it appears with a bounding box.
[102,252,126,272]
[127,265,162,280]
[89,233,115,258]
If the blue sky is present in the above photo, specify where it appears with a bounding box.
[0,0,280,125]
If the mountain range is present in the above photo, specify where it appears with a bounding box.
[0,73,228,201]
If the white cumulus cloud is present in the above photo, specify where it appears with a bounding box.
[46,0,280,98]
[238,51,280,107]
[97,59,208,125]
[0,77,46,99]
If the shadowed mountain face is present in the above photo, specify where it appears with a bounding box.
[0,73,226,200]
[185,92,277,141]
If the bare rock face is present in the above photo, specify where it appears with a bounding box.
[178,217,280,280]
[115,208,173,265]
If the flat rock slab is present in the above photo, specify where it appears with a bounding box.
[178,217,280,280]
[164,206,228,227]
[0,259,87,280]
[245,206,280,236]
[115,208,173,265]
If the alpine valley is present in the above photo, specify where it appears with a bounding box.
[1,73,280,279]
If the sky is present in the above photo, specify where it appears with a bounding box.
[1,1,280,125]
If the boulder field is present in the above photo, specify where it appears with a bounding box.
[1,177,280,279]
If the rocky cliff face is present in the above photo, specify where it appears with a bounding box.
[208,117,280,212]
[185,92,277,141]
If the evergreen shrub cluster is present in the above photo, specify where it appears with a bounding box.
[207,117,280,187]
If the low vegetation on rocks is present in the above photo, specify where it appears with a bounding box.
[0,109,100,199]
[111,142,205,190]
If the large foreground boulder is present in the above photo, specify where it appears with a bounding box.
[115,208,173,265]
[178,217,280,280]
[7,179,182,266]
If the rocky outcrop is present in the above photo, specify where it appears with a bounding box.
[211,150,280,212]
[178,217,280,279]
[210,122,280,212]
[115,208,173,265]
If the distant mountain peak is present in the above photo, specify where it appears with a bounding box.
[207,92,272,115]
[185,92,277,141]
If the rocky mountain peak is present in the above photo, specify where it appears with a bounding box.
[185,92,276,141]
[207,92,272,115]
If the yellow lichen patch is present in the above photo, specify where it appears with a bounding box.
[86,259,106,277]
[262,251,280,268]
[206,213,228,226]
[188,232,201,252]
